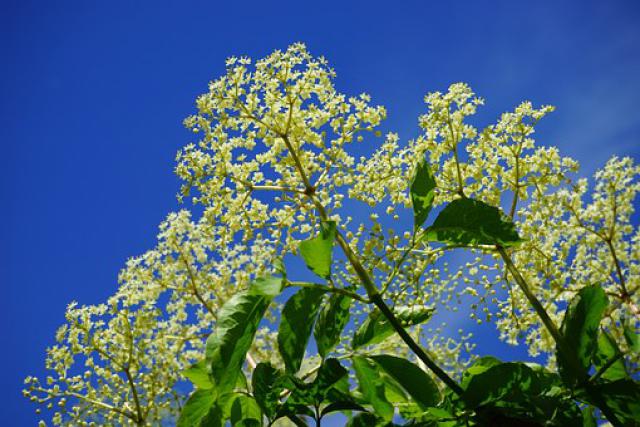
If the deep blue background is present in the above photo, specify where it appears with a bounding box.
[2,1,640,424]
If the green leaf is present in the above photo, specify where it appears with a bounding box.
[252,363,285,421]
[352,305,433,349]
[587,379,640,425]
[623,318,640,353]
[460,356,502,389]
[352,356,395,421]
[314,294,352,358]
[183,359,213,390]
[278,286,327,373]
[286,358,351,409]
[250,275,284,297]
[370,355,441,408]
[346,413,382,427]
[228,394,262,425]
[462,361,581,424]
[557,285,608,385]
[582,406,597,427]
[299,221,336,279]
[205,292,272,394]
[320,401,366,417]
[178,389,216,427]
[463,362,538,409]
[423,197,522,247]
[593,331,627,381]
[411,160,436,230]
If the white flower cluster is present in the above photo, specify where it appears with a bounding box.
[25,44,639,425]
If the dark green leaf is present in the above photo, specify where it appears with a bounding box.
[250,275,284,297]
[587,379,640,425]
[411,160,436,230]
[320,401,366,417]
[252,363,286,420]
[582,406,597,427]
[423,197,522,247]
[178,389,216,427]
[278,286,327,373]
[463,362,581,425]
[346,412,381,427]
[352,356,394,421]
[287,358,350,409]
[205,292,272,394]
[299,221,336,279]
[352,306,432,349]
[183,359,213,390]
[593,331,627,381]
[370,355,440,408]
[460,356,502,389]
[558,285,608,385]
[314,294,352,358]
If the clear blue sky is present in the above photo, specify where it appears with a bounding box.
[2,0,639,424]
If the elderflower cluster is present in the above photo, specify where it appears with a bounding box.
[25,44,639,425]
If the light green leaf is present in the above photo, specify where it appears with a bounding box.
[370,355,441,408]
[228,394,262,425]
[593,331,627,381]
[299,221,336,279]
[352,356,394,421]
[178,389,216,427]
[278,287,327,373]
[182,359,213,390]
[250,275,284,297]
[205,292,272,394]
[423,197,522,247]
[557,285,608,385]
[411,160,437,230]
[352,305,433,349]
[314,293,352,358]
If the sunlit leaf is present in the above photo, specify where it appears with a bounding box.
[299,221,336,279]
[423,197,522,247]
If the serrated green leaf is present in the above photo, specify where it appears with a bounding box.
[593,331,627,381]
[411,160,436,230]
[178,389,216,427]
[205,292,272,394]
[352,356,394,421]
[557,285,608,386]
[370,355,441,408]
[314,294,352,358]
[278,287,327,373]
[423,197,522,247]
[352,305,433,349]
[183,359,213,390]
[299,221,336,279]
